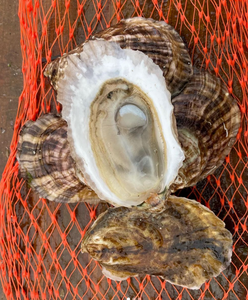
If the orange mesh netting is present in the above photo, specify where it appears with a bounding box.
[0,0,247,299]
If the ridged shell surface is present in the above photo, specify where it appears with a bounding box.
[93,18,193,96]
[171,71,241,192]
[45,17,193,97]
[17,114,98,203]
[81,195,232,289]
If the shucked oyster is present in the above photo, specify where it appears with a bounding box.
[42,17,193,206]
[17,114,98,202]
[171,71,241,192]
[44,40,185,207]
[81,196,232,289]
[20,17,240,206]
[45,17,193,97]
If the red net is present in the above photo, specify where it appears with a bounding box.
[0,0,247,299]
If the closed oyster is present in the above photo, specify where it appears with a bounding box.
[17,114,98,203]
[171,71,241,192]
[81,196,232,289]
[44,40,184,207]
[45,17,193,97]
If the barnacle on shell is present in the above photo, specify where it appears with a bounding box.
[45,17,193,97]
[17,114,98,203]
[170,71,241,192]
[44,40,185,207]
[81,196,233,289]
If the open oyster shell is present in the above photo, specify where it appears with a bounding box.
[45,17,193,97]
[81,196,232,289]
[45,40,184,207]
[171,71,241,192]
[17,114,98,203]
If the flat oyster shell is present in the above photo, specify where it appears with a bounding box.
[45,17,193,97]
[17,114,98,203]
[45,40,184,207]
[81,195,232,289]
[171,71,241,192]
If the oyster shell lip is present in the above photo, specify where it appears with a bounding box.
[56,40,185,207]
[101,266,138,282]
[96,16,194,96]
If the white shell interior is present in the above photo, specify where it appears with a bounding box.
[57,40,185,206]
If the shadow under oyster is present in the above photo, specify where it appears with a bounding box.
[81,195,232,289]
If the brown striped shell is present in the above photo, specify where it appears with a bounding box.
[81,195,232,289]
[17,114,98,203]
[170,71,241,192]
[44,17,193,97]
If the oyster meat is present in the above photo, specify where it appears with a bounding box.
[17,114,98,203]
[45,17,193,97]
[81,196,232,289]
[44,40,185,207]
[171,71,241,191]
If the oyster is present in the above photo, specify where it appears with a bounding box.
[45,17,193,97]
[44,40,185,207]
[81,196,232,289]
[171,71,241,192]
[17,114,98,203]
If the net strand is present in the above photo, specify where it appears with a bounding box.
[0,0,247,299]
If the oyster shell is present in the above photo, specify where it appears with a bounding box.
[94,17,193,97]
[171,71,241,192]
[81,196,232,289]
[45,17,193,97]
[17,114,98,203]
[44,40,184,207]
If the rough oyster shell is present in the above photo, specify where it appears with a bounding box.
[81,196,232,289]
[17,114,98,203]
[93,17,193,96]
[171,71,241,192]
[45,40,184,207]
[45,17,193,97]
